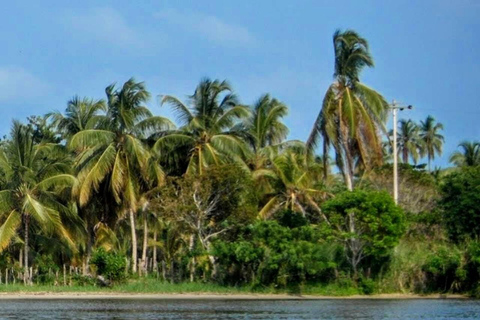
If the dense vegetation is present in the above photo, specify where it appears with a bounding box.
[0,29,478,296]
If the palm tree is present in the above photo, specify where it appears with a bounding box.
[156,78,250,176]
[245,94,289,152]
[419,115,444,171]
[240,94,307,173]
[449,141,480,167]
[69,78,173,273]
[306,29,388,190]
[47,96,106,140]
[0,121,76,283]
[393,119,423,164]
[254,149,329,223]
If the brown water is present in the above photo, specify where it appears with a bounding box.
[0,299,478,319]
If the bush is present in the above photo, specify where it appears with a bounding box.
[441,167,480,242]
[34,254,59,284]
[359,277,376,295]
[91,248,126,283]
[213,221,337,288]
[422,245,463,292]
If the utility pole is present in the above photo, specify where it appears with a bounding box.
[390,100,413,205]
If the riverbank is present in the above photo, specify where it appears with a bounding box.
[0,292,469,300]
[0,279,470,299]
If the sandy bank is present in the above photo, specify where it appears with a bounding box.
[0,292,469,300]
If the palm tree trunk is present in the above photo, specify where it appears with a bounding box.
[323,142,329,182]
[141,210,148,274]
[403,148,409,164]
[153,228,157,273]
[84,226,93,275]
[23,215,29,285]
[189,234,196,282]
[129,209,138,274]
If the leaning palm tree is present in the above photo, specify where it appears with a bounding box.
[449,141,480,167]
[69,78,173,273]
[254,149,329,223]
[47,96,106,140]
[156,78,250,176]
[307,29,389,190]
[393,119,424,164]
[0,121,76,283]
[419,115,444,171]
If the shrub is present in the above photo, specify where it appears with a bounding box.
[422,245,463,292]
[441,167,480,242]
[91,248,126,283]
[34,254,59,284]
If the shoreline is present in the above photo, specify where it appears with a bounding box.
[0,292,469,300]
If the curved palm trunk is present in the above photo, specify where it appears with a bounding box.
[129,209,138,274]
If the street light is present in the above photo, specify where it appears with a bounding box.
[390,100,413,205]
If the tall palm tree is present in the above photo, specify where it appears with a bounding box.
[47,96,106,140]
[419,115,444,171]
[0,121,76,283]
[307,29,388,190]
[245,94,289,152]
[241,94,305,172]
[393,119,423,164]
[156,78,249,176]
[69,78,173,273]
[449,141,480,167]
[254,149,329,223]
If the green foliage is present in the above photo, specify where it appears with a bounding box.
[323,190,406,265]
[91,248,126,282]
[274,209,308,228]
[358,276,376,295]
[34,254,59,284]
[422,245,463,292]
[213,220,337,288]
[440,166,480,242]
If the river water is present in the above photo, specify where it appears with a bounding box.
[0,299,478,319]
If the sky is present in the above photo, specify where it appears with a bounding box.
[0,0,478,167]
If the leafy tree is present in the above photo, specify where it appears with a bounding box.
[69,78,173,273]
[307,29,389,190]
[322,190,406,277]
[0,121,76,283]
[449,141,480,167]
[213,220,337,287]
[440,166,480,242]
[419,116,444,171]
[157,165,256,280]
[156,78,249,176]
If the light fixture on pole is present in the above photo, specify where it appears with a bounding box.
[390,100,413,205]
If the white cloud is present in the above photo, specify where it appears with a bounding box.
[155,9,257,47]
[67,7,143,47]
[0,66,49,102]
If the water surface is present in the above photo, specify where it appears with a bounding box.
[0,299,478,319]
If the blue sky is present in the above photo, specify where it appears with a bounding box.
[0,0,478,167]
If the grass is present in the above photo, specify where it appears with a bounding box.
[0,278,363,296]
